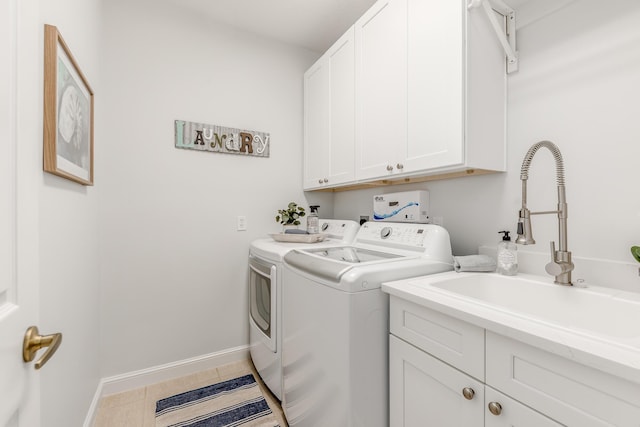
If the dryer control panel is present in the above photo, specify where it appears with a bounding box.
[319,219,359,241]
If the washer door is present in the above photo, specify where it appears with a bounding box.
[249,256,277,352]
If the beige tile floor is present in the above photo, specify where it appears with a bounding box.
[93,359,288,426]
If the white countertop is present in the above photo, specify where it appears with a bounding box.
[382,271,640,385]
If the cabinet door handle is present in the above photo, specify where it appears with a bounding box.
[488,401,503,416]
[396,163,404,170]
[323,178,328,183]
[462,387,475,400]
[386,165,394,171]
[318,179,323,184]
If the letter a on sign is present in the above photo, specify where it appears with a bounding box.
[194,130,205,145]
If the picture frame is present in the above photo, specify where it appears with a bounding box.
[43,24,94,186]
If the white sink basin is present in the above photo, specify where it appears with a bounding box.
[428,274,640,339]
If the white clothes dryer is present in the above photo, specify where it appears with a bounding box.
[281,222,454,426]
[248,219,359,401]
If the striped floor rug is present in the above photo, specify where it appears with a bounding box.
[155,373,280,427]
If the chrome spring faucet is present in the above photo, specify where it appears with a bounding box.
[516,141,574,285]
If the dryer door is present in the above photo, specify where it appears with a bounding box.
[249,255,277,352]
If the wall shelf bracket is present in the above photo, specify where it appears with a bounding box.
[468,0,518,73]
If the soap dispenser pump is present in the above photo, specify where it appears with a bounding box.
[497,230,518,276]
[307,205,320,234]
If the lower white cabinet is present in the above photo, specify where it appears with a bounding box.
[390,334,484,427]
[389,296,640,426]
[390,335,561,427]
[486,331,640,426]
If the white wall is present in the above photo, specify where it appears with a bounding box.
[30,0,640,422]
[335,0,640,290]
[38,0,102,425]
[98,0,323,377]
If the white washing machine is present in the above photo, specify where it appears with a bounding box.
[248,219,360,401]
[281,222,454,426]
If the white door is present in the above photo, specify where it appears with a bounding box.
[0,0,42,424]
[302,26,356,190]
[327,26,355,186]
[303,55,330,190]
[406,0,464,171]
[355,0,407,181]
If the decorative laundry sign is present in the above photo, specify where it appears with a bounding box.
[174,120,270,157]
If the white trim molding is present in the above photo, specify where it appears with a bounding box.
[83,345,249,427]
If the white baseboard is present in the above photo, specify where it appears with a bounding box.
[83,345,249,427]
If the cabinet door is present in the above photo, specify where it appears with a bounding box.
[390,335,484,427]
[327,27,355,186]
[303,57,330,189]
[485,386,563,427]
[355,0,407,180]
[405,0,464,172]
[487,332,640,426]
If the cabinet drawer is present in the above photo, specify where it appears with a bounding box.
[486,332,640,426]
[390,296,485,380]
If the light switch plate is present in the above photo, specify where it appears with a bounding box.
[237,216,247,231]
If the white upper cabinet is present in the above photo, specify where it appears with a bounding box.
[304,0,507,190]
[356,0,506,181]
[303,28,355,190]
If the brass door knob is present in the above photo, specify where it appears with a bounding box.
[23,326,62,370]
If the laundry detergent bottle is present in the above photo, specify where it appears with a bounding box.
[497,230,518,275]
[307,205,320,234]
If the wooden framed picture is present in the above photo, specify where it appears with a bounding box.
[43,24,94,185]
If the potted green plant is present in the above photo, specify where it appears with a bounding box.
[276,202,306,231]
[631,246,640,275]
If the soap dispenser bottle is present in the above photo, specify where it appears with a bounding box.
[307,205,320,234]
[497,230,518,276]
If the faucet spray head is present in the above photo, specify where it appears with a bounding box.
[516,208,535,245]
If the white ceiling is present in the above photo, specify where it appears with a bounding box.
[161,0,551,54]
[163,0,379,53]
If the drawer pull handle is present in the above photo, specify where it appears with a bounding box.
[386,165,394,171]
[488,401,503,416]
[462,387,475,400]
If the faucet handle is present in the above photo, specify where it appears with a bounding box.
[545,241,561,275]
[545,241,573,277]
